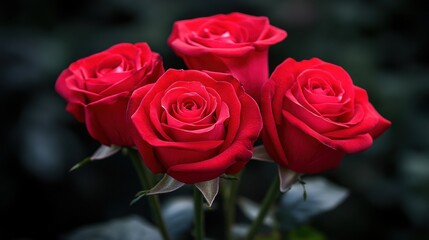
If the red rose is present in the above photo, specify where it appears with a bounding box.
[129,69,262,184]
[168,12,287,103]
[261,58,391,173]
[55,43,164,147]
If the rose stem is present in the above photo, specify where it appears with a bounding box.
[221,171,242,240]
[245,175,280,240]
[193,186,205,240]
[126,148,171,240]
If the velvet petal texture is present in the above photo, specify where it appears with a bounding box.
[55,42,164,146]
[168,12,287,103]
[261,58,391,173]
[130,69,262,184]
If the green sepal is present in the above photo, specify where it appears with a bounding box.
[69,157,91,172]
[129,190,149,206]
[69,145,121,172]
[194,177,220,207]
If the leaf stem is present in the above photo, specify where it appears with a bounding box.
[126,148,171,240]
[245,175,280,240]
[222,172,242,240]
[193,186,205,240]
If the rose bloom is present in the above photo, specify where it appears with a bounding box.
[129,69,262,184]
[261,58,391,173]
[55,43,164,147]
[168,12,286,103]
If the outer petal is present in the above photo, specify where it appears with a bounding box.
[132,138,165,173]
[283,110,374,153]
[127,84,154,119]
[99,54,163,96]
[85,92,134,146]
[323,87,386,139]
[55,69,86,122]
[280,118,345,173]
[261,78,288,167]
[220,49,269,103]
[56,42,164,147]
[169,38,254,57]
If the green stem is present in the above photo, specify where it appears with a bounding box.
[222,172,242,240]
[245,176,280,240]
[127,148,171,240]
[193,187,205,240]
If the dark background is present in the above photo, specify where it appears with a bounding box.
[1,0,428,239]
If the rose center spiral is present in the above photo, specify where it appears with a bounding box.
[202,28,236,43]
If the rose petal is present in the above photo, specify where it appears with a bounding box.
[131,69,262,184]
[283,92,348,133]
[261,79,288,166]
[127,84,154,119]
[85,72,132,93]
[69,52,109,79]
[161,102,229,142]
[218,49,270,103]
[168,90,262,183]
[324,87,391,139]
[282,110,374,153]
[170,38,255,57]
[279,118,345,173]
[85,92,134,146]
[155,140,224,169]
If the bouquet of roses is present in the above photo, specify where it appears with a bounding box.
[55,12,390,240]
